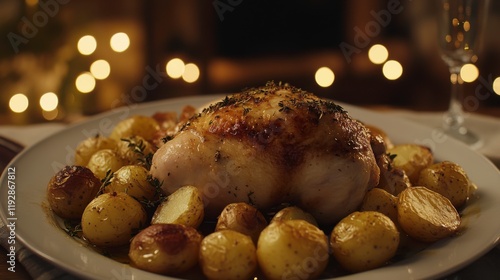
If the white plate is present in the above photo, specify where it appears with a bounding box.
[1,95,500,280]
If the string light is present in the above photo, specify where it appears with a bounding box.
[182,63,200,83]
[382,60,403,80]
[368,44,389,65]
[90,59,111,80]
[110,32,130,52]
[460,63,479,83]
[9,93,29,113]
[166,58,185,79]
[315,67,335,87]
[77,35,97,55]
[39,92,58,111]
[75,72,96,93]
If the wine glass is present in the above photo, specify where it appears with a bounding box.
[437,0,489,148]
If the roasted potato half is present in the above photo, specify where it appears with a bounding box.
[87,149,127,180]
[152,185,204,228]
[417,161,472,209]
[257,220,329,280]
[270,206,318,227]
[215,202,268,244]
[199,230,257,280]
[397,186,461,243]
[109,115,160,142]
[81,192,148,247]
[46,165,101,219]
[330,211,399,273]
[360,188,398,224]
[129,224,202,275]
[387,144,433,184]
[74,135,117,166]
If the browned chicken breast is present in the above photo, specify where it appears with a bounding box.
[150,82,379,225]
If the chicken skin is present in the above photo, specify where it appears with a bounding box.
[150,82,379,225]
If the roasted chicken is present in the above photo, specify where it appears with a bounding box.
[150,82,380,225]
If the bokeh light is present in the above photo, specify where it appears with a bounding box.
[42,108,59,120]
[493,77,500,96]
[166,58,185,79]
[90,59,111,80]
[110,32,130,52]
[77,35,97,55]
[315,67,335,87]
[382,60,403,80]
[368,44,389,65]
[182,63,200,83]
[9,93,29,113]
[39,92,58,111]
[460,63,479,83]
[75,72,96,93]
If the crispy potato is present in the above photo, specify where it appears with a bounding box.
[116,135,155,166]
[46,165,101,219]
[151,185,204,228]
[74,135,117,166]
[81,192,148,247]
[270,206,318,227]
[110,115,160,142]
[397,186,460,243]
[360,188,398,224]
[387,144,433,184]
[330,211,399,273]
[105,165,157,202]
[215,202,268,244]
[129,224,202,275]
[417,161,471,209]
[257,220,329,280]
[87,149,127,180]
[199,230,257,280]
[376,153,411,195]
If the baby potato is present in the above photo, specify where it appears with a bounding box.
[87,149,127,180]
[116,135,155,166]
[215,202,268,244]
[360,188,398,224]
[81,192,148,247]
[387,144,433,184]
[397,186,460,243]
[257,220,329,280]
[129,224,202,275]
[105,165,157,202]
[417,161,471,209]
[47,165,101,219]
[199,230,257,280]
[270,206,318,227]
[330,211,399,273]
[74,135,117,166]
[110,115,160,142]
[152,185,204,228]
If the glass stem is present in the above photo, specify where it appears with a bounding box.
[444,66,464,131]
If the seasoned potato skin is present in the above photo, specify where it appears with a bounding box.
[270,206,318,227]
[215,202,268,244]
[129,224,202,275]
[360,188,398,224]
[257,220,329,280]
[87,149,127,180]
[199,230,257,280]
[116,135,155,166]
[397,186,460,243]
[387,144,433,184]
[74,135,117,166]
[330,211,399,273]
[110,115,160,142]
[417,161,471,209]
[81,192,148,247]
[105,165,157,202]
[47,165,101,219]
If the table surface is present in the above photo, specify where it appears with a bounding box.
[0,105,499,280]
